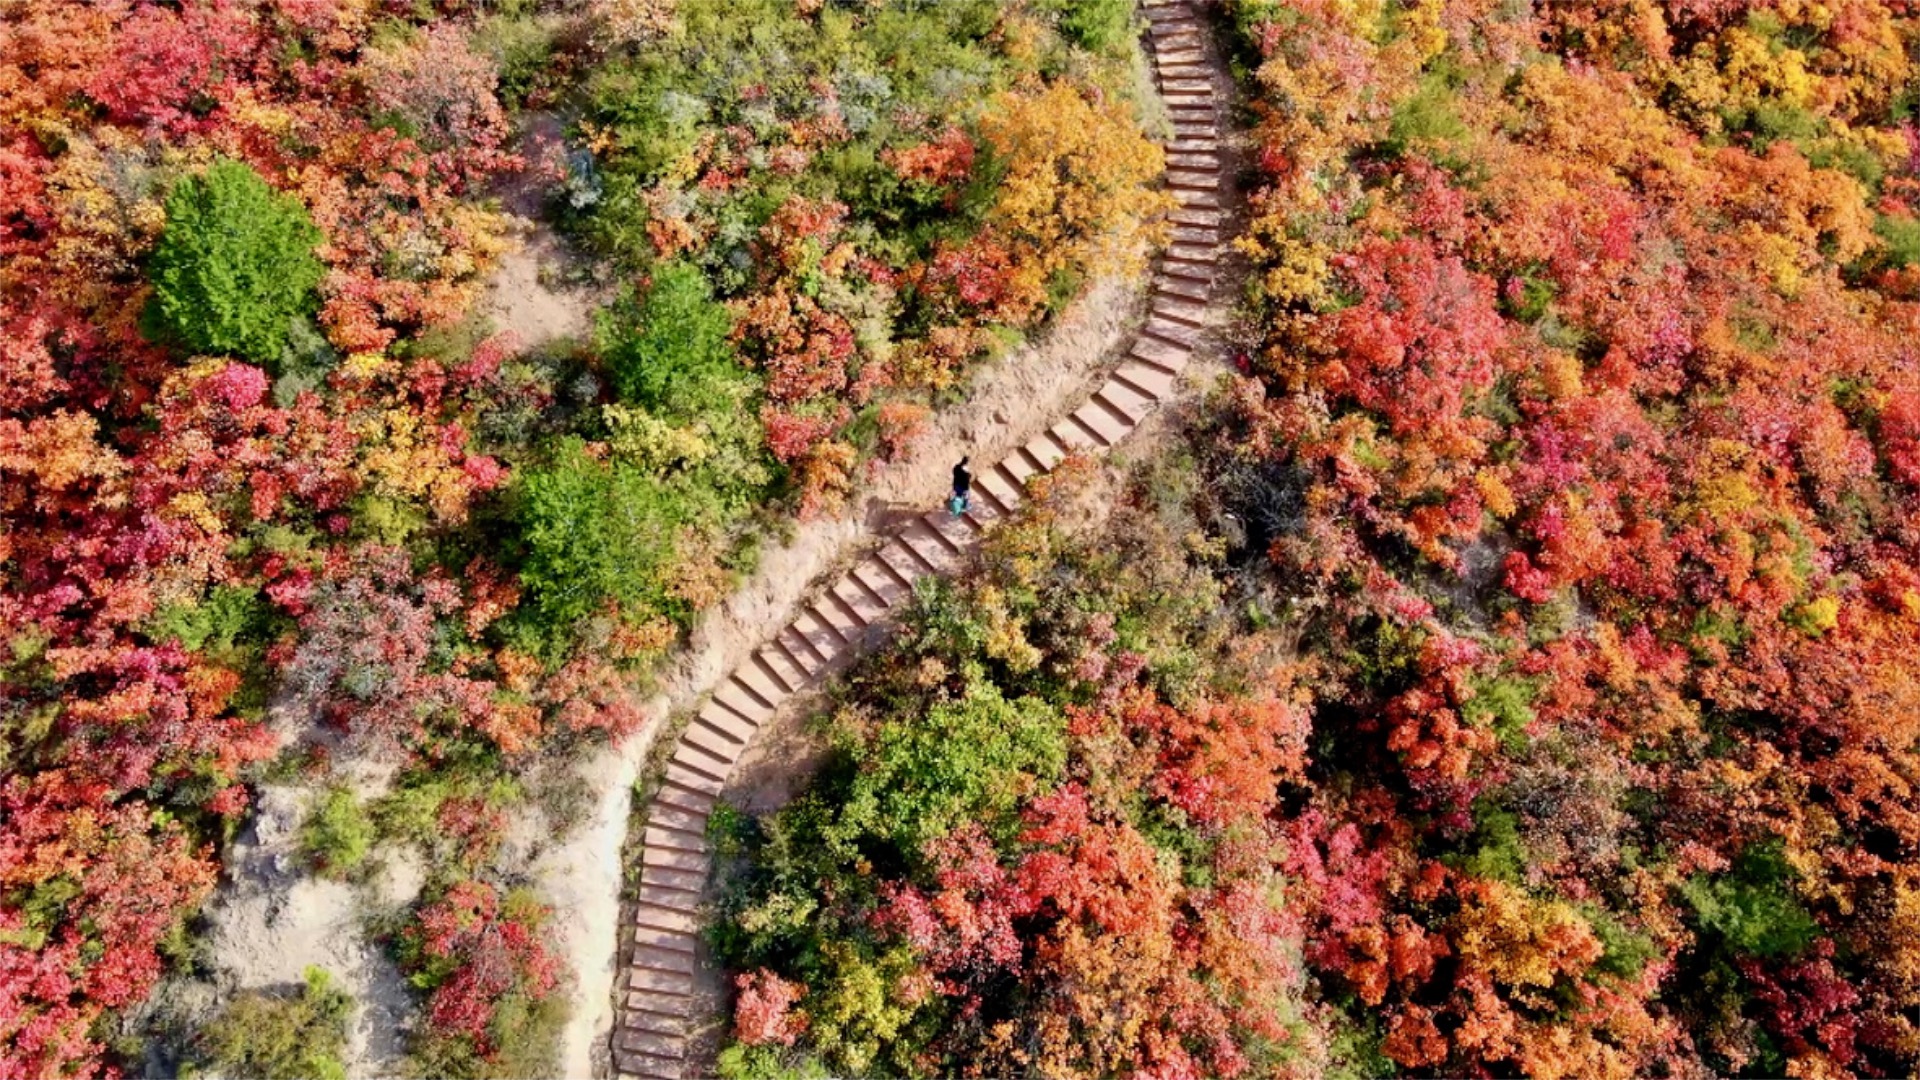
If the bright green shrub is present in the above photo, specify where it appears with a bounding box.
[1047,0,1134,53]
[600,261,740,416]
[300,786,374,879]
[1679,839,1819,958]
[830,676,1066,854]
[1383,72,1467,158]
[190,966,353,1080]
[146,584,267,654]
[1873,213,1920,270]
[146,158,325,365]
[512,438,683,632]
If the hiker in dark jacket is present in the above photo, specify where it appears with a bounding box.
[950,457,972,515]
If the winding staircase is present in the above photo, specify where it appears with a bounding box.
[612,3,1231,1075]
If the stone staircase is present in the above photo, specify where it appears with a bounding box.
[613,3,1229,1075]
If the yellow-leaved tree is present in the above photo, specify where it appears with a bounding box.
[977,81,1173,321]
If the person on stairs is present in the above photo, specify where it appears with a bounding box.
[950,456,972,516]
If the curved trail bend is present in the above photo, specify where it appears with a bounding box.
[608,2,1244,1077]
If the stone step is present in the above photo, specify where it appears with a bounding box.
[829,575,888,627]
[839,566,892,615]
[976,465,1024,510]
[1165,152,1219,170]
[624,989,698,1019]
[1162,244,1220,271]
[1165,170,1217,191]
[753,644,808,696]
[1095,382,1155,423]
[632,901,702,936]
[923,507,977,553]
[1132,332,1192,371]
[875,541,930,591]
[1074,399,1134,445]
[777,622,830,675]
[640,861,707,893]
[698,694,757,735]
[899,519,965,575]
[1166,139,1219,155]
[618,1024,685,1060]
[669,744,730,783]
[648,799,709,835]
[1154,294,1212,326]
[812,593,868,647]
[729,667,786,712]
[637,899,706,933]
[1157,274,1210,301]
[1171,224,1218,245]
[641,840,707,874]
[665,737,730,782]
[1167,206,1224,228]
[993,448,1036,484]
[712,677,777,723]
[863,548,917,592]
[1143,315,1205,348]
[791,606,850,658]
[693,696,758,741]
[961,486,1012,528]
[652,776,717,814]
[1172,189,1223,209]
[853,558,911,609]
[637,879,704,913]
[632,945,697,977]
[615,1048,680,1080]
[1023,429,1072,470]
[632,923,698,956]
[625,999,689,1029]
[679,722,746,767]
[1051,414,1107,454]
[1112,359,1178,401]
[662,760,725,797]
[1159,259,1216,287]
[628,962,695,996]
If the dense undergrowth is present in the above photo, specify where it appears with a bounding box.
[707,460,1317,1079]
[711,1,1920,1077]
[0,0,1165,1074]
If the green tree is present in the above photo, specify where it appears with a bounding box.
[146,158,325,365]
[1679,839,1819,959]
[599,261,740,418]
[831,675,1066,854]
[513,438,682,633]
[191,967,353,1080]
[300,786,374,879]
[1047,0,1133,53]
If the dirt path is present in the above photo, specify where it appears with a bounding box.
[546,263,1152,1079]
[607,3,1248,1077]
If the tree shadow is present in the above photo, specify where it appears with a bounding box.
[863,496,932,537]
